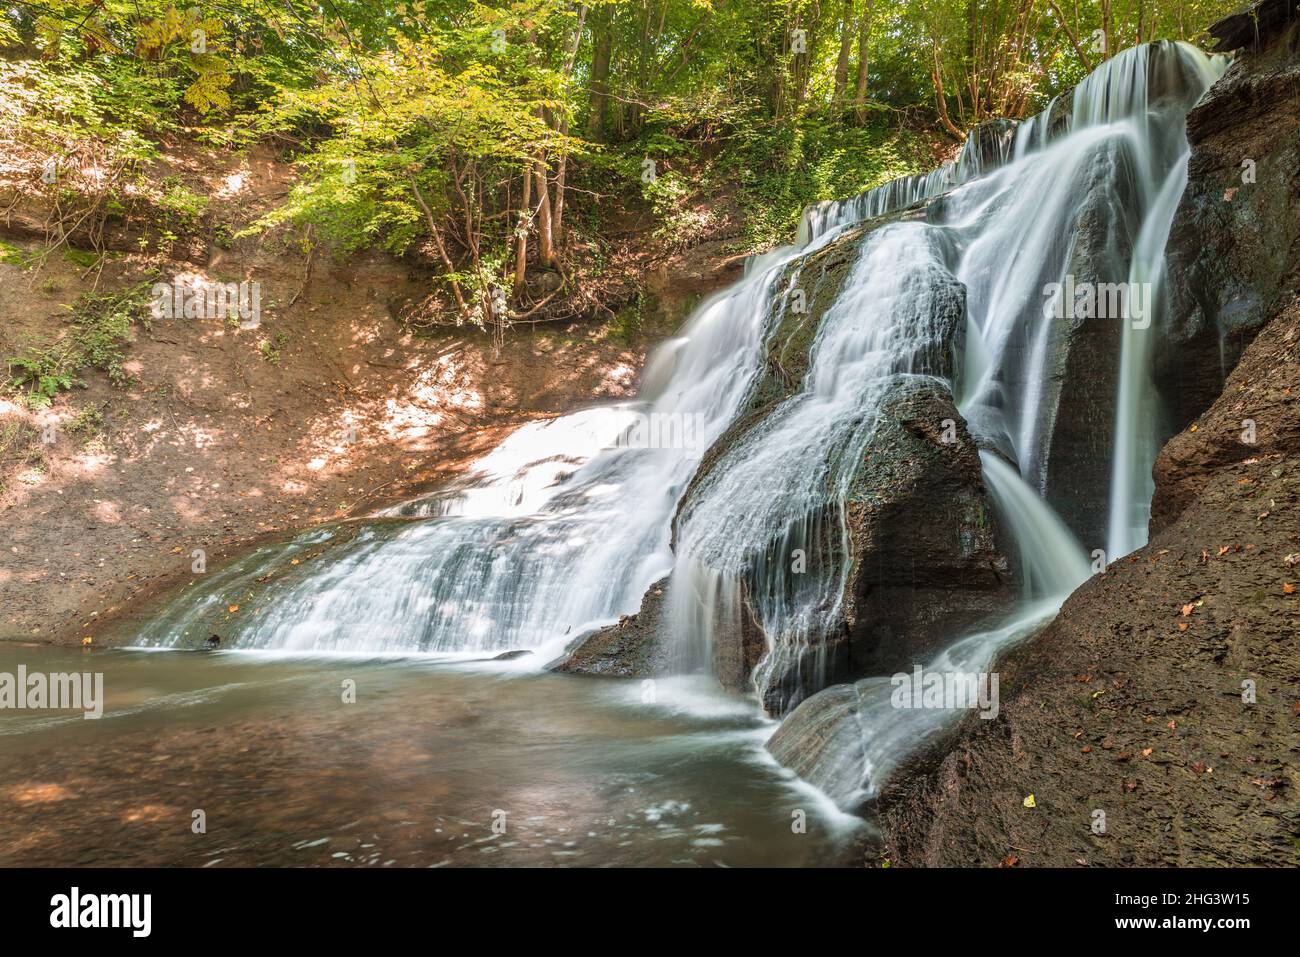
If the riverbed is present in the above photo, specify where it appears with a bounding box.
[0,645,866,866]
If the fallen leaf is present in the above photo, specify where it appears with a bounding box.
[227,604,239,613]
[1081,746,1092,753]
[1178,622,1189,632]
[1285,583,1295,595]
[1023,794,1036,808]
[1219,546,1231,557]
[1000,854,1020,868]
[1141,748,1153,758]
[1181,603,1195,617]
[1190,761,1206,774]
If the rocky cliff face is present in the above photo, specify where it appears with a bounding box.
[1158,0,1300,431]
[874,3,1300,866]
[877,297,1299,866]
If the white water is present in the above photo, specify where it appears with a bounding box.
[137,41,1225,804]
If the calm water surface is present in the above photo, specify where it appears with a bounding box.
[0,645,866,867]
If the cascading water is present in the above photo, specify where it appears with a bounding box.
[133,233,843,654]
[671,41,1226,711]
[134,41,1225,807]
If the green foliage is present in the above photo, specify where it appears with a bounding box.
[7,352,77,409]
[65,402,106,437]
[728,115,931,249]
[5,284,151,408]
[0,0,1246,337]
[644,171,715,250]
[0,239,31,268]
[157,177,209,232]
[64,248,99,270]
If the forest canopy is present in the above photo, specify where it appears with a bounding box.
[1,0,1242,332]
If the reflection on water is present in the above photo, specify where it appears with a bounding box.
[0,646,865,867]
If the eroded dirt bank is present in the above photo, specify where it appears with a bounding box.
[1,145,745,645]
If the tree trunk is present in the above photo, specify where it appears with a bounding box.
[552,4,589,243]
[853,1,872,124]
[586,3,612,142]
[513,165,532,291]
[534,163,554,268]
[407,170,466,313]
[833,0,853,105]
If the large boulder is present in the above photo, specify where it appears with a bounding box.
[1036,138,1141,550]
[668,215,1014,716]
[700,375,1014,715]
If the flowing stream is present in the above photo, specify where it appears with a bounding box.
[12,42,1229,856]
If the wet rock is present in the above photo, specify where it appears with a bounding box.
[766,682,870,810]
[816,381,1012,698]
[877,303,1300,864]
[1209,0,1300,51]
[1158,10,1300,430]
[548,582,675,678]
[722,377,1014,715]
[965,118,1018,174]
[1034,136,1140,549]
[492,649,532,661]
[666,216,1011,715]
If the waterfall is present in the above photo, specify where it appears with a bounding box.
[133,232,841,654]
[1107,50,1230,557]
[135,40,1226,766]
[670,41,1226,706]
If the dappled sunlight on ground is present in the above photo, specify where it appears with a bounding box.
[0,159,716,645]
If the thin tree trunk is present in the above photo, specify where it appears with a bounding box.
[513,165,532,290]
[551,4,589,244]
[931,43,965,139]
[533,163,554,268]
[853,1,872,123]
[407,171,466,312]
[587,4,613,142]
[1046,0,1094,71]
[833,0,853,104]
